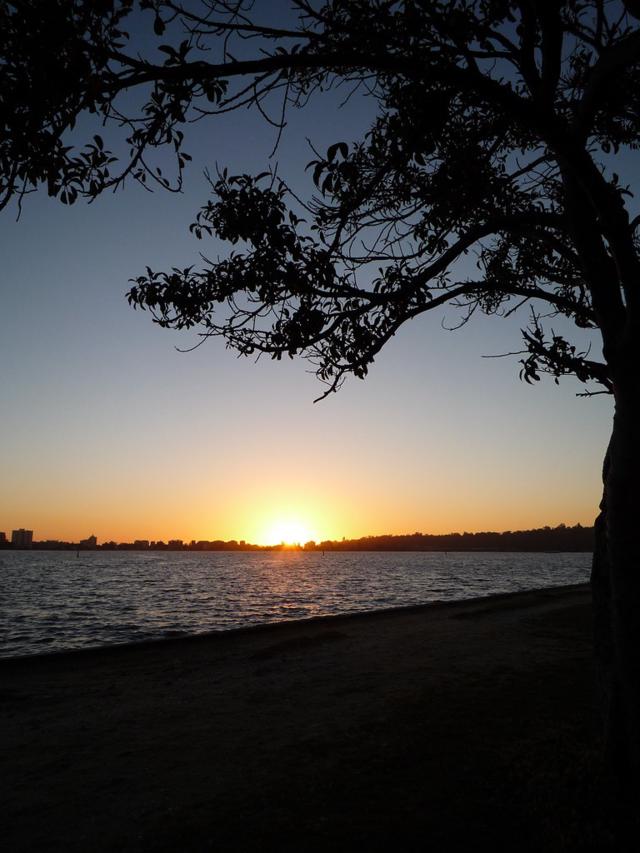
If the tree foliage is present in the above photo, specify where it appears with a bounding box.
[2,0,640,400]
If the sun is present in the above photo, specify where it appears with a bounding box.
[263,518,316,546]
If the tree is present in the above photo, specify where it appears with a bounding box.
[3,0,640,793]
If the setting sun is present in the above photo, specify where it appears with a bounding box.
[262,518,317,546]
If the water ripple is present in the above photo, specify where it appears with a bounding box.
[0,550,590,658]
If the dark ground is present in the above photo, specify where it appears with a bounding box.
[0,585,622,851]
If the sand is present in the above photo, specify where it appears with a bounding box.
[1,584,616,851]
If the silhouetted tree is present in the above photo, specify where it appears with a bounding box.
[3,0,640,796]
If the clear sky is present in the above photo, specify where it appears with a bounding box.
[0,7,615,545]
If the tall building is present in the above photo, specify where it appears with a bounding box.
[11,529,33,548]
[79,535,98,549]
[0,532,7,544]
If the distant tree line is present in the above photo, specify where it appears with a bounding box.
[306,524,594,553]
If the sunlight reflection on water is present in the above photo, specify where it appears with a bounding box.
[0,550,590,658]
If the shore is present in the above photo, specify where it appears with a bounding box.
[1,584,615,851]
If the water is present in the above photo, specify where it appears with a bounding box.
[0,550,591,659]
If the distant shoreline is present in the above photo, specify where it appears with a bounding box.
[0,523,595,553]
[3,547,593,552]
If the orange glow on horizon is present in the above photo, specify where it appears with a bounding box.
[2,495,601,546]
[0,443,603,545]
[254,514,319,546]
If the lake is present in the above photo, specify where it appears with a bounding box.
[0,550,591,658]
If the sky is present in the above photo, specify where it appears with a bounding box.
[0,5,616,545]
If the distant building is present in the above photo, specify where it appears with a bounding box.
[0,532,6,543]
[79,535,98,549]
[168,539,183,548]
[133,539,149,549]
[11,529,33,548]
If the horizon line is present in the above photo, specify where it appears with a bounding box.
[1,522,594,550]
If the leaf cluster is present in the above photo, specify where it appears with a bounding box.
[3,1,640,398]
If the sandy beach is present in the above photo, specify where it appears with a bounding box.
[1,584,615,851]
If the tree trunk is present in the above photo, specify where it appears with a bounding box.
[591,378,640,802]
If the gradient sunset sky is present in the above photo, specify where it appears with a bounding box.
[0,8,614,545]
